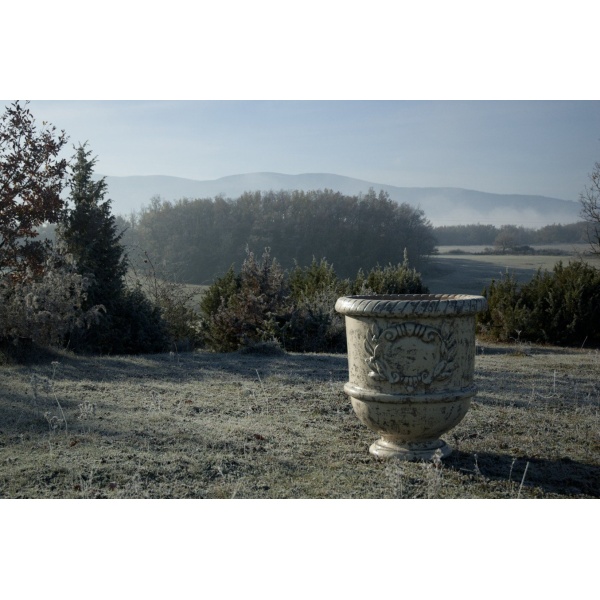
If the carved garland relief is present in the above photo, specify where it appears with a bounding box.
[363,321,458,392]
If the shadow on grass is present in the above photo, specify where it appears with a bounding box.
[0,385,102,438]
[475,343,596,356]
[3,349,350,386]
[445,449,600,498]
[0,350,350,436]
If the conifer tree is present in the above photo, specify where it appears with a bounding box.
[59,143,127,312]
[58,144,169,353]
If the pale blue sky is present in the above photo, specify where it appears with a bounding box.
[19,100,600,202]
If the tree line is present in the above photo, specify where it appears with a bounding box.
[124,189,437,284]
[433,222,588,248]
[122,205,591,285]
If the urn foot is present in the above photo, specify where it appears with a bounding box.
[369,437,452,461]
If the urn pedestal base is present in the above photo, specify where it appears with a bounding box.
[369,438,451,461]
[349,389,474,461]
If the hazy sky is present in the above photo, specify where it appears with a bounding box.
[15,100,600,202]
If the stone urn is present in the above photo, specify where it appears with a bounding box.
[335,294,488,461]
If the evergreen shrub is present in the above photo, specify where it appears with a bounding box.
[200,249,429,353]
[479,260,600,346]
[200,248,289,352]
[107,287,170,354]
[359,250,429,295]
[284,258,351,352]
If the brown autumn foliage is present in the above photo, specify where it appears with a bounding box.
[0,100,68,278]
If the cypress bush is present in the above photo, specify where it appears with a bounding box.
[359,250,429,295]
[479,260,600,346]
[105,287,170,355]
[200,249,428,353]
[284,258,351,352]
[199,248,289,352]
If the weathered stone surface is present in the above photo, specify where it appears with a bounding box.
[335,294,488,460]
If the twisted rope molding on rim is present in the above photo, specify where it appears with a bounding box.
[335,294,488,317]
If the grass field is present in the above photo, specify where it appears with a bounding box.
[2,246,599,499]
[424,244,600,294]
[1,340,598,499]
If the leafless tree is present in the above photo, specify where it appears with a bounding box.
[579,160,600,257]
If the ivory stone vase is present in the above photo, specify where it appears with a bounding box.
[335,294,488,460]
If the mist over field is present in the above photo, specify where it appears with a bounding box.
[98,172,581,228]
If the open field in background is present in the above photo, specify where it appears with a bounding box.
[424,244,600,295]
[435,244,591,254]
[159,245,600,302]
[1,342,598,499]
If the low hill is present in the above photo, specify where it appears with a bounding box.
[100,172,581,227]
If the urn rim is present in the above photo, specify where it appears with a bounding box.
[334,293,487,317]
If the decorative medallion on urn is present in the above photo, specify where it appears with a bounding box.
[364,321,457,392]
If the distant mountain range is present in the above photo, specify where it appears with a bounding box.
[99,172,581,227]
